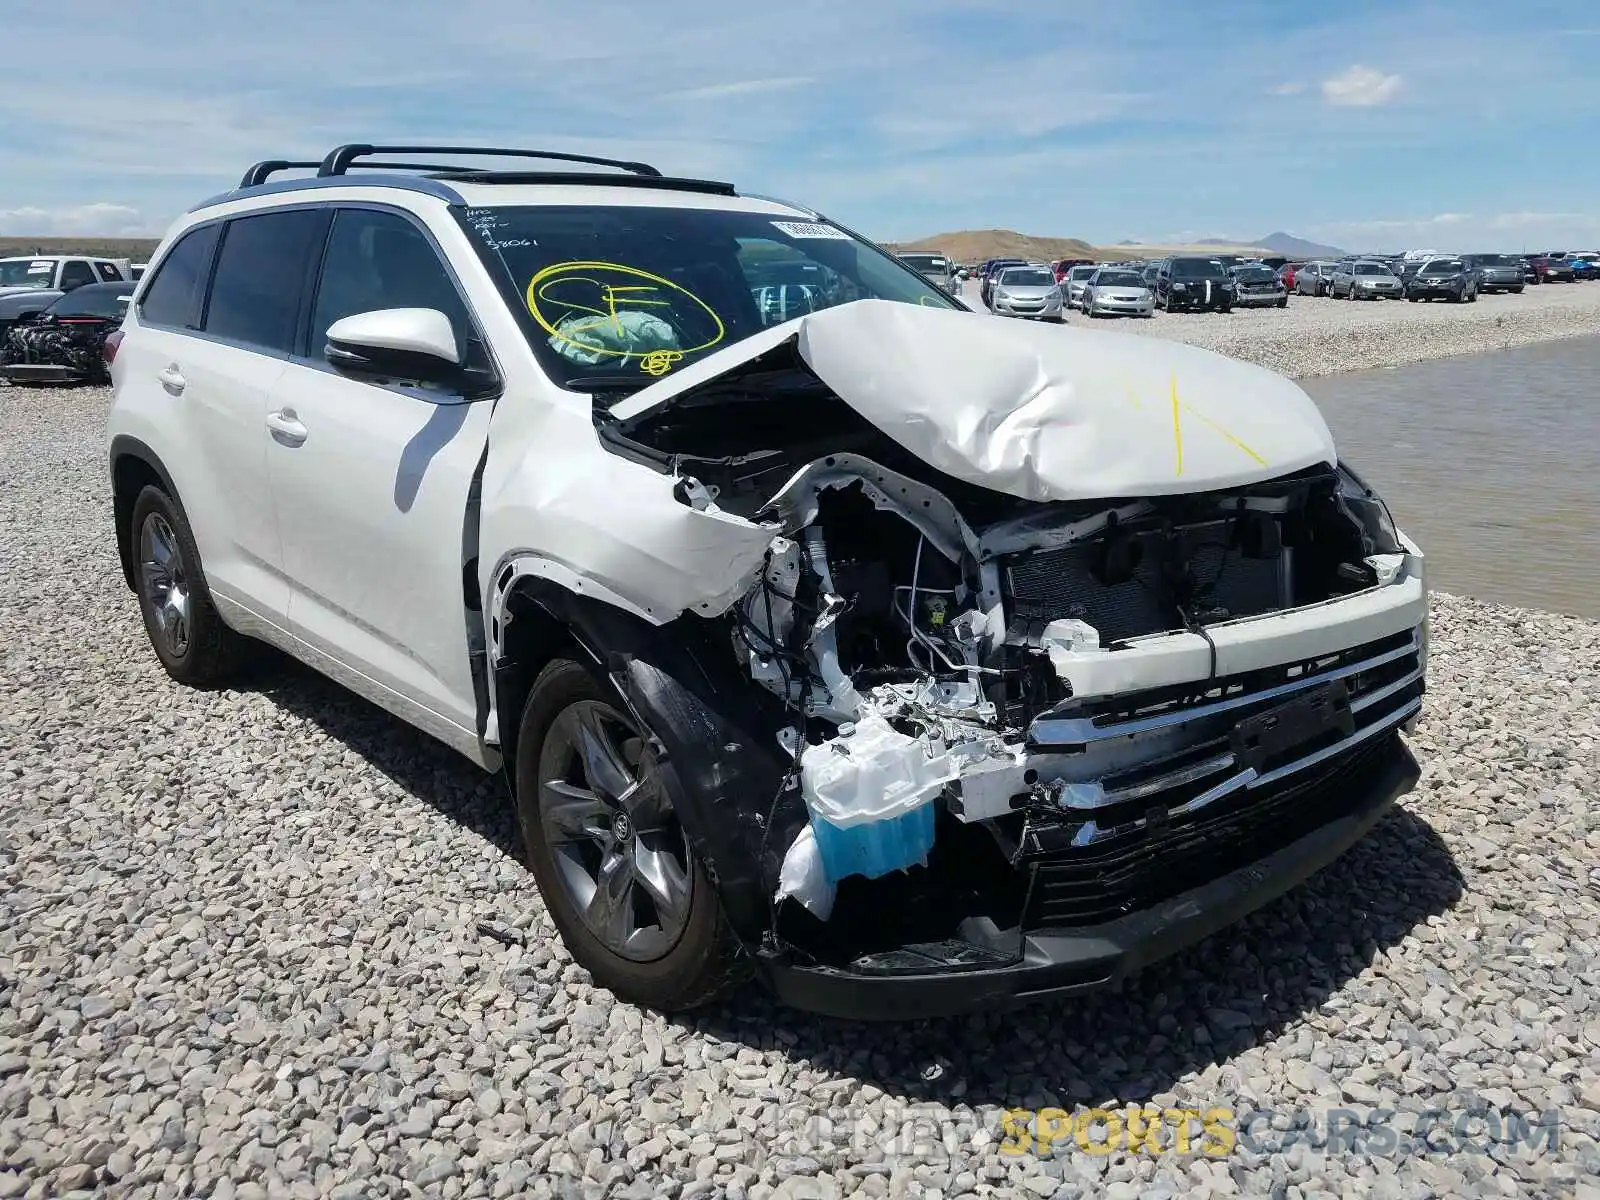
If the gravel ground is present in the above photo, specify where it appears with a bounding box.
[962,280,1600,378]
[3,385,1599,1200]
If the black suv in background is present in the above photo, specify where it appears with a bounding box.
[1155,257,1235,312]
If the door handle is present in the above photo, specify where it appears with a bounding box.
[266,408,308,446]
[158,365,186,394]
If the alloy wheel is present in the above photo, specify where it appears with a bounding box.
[140,513,191,657]
[537,699,692,962]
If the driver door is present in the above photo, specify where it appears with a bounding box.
[265,206,496,750]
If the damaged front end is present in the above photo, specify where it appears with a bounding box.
[581,304,1426,1017]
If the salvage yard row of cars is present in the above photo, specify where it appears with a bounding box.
[948,248,1600,323]
[83,144,1431,1018]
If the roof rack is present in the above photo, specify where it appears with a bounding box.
[317,144,663,179]
[239,161,322,188]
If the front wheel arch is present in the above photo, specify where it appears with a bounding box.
[490,578,802,947]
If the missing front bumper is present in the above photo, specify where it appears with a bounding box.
[757,733,1419,1019]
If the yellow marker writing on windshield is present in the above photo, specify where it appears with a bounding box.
[526,261,725,364]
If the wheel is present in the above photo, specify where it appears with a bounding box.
[1512,286,1524,294]
[130,486,249,686]
[1408,296,1418,302]
[514,660,743,1011]
[1277,297,1288,308]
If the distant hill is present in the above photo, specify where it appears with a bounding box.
[886,229,1104,264]
[0,236,161,261]
[1198,231,1345,259]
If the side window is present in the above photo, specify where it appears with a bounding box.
[139,224,221,329]
[309,209,471,356]
[95,261,122,282]
[205,209,328,355]
[59,260,96,291]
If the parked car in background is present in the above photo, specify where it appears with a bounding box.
[896,251,960,296]
[1258,255,1288,270]
[1140,261,1161,290]
[0,287,64,345]
[1404,258,1478,303]
[1330,260,1404,300]
[0,281,133,385]
[979,257,1028,307]
[1059,263,1098,311]
[1526,254,1575,283]
[1051,257,1095,283]
[1231,263,1289,308]
[1154,257,1234,312]
[131,263,149,281]
[1460,254,1523,294]
[0,255,134,299]
[1567,252,1598,281]
[989,263,1064,320]
[1080,266,1154,318]
[1278,262,1300,291]
[1294,261,1341,296]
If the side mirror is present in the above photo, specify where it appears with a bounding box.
[324,308,495,399]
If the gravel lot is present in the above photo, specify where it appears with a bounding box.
[963,280,1600,378]
[3,385,1599,1200]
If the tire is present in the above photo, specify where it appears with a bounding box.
[1512,286,1524,294]
[513,659,744,1012]
[1277,297,1288,309]
[129,486,249,687]
[1408,296,1418,302]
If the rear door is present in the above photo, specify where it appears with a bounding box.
[265,205,497,746]
[117,215,319,626]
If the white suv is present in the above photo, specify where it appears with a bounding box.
[108,145,1428,1017]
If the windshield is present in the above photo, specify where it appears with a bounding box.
[1421,260,1461,273]
[1355,263,1390,275]
[1171,259,1226,279]
[897,253,948,273]
[1000,268,1054,286]
[1235,267,1277,282]
[1473,254,1510,266]
[458,205,957,392]
[1094,271,1144,287]
[1066,265,1097,281]
[0,259,56,289]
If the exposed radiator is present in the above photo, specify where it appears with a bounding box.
[1005,521,1287,644]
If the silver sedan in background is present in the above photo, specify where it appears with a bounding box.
[1081,266,1154,317]
[1063,263,1099,310]
[989,264,1065,321]
[1330,260,1405,300]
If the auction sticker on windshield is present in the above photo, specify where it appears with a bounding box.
[771,221,852,240]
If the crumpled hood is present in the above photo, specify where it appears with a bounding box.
[610,298,1337,503]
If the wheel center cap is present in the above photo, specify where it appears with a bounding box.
[611,812,633,842]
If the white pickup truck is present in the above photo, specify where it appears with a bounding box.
[0,254,136,299]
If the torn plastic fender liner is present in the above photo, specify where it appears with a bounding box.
[494,578,805,945]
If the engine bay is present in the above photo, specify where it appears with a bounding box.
[595,347,1420,968]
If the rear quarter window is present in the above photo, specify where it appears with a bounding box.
[139,224,221,329]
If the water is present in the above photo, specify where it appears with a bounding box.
[1302,337,1600,618]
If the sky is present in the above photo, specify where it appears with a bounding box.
[3,0,1599,252]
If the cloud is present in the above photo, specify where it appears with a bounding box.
[665,77,815,101]
[1269,82,1305,96]
[1321,65,1403,107]
[1308,211,1599,250]
[0,204,154,237]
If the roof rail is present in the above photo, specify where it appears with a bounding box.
[239,161,322,188]
[317,144,663,179]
